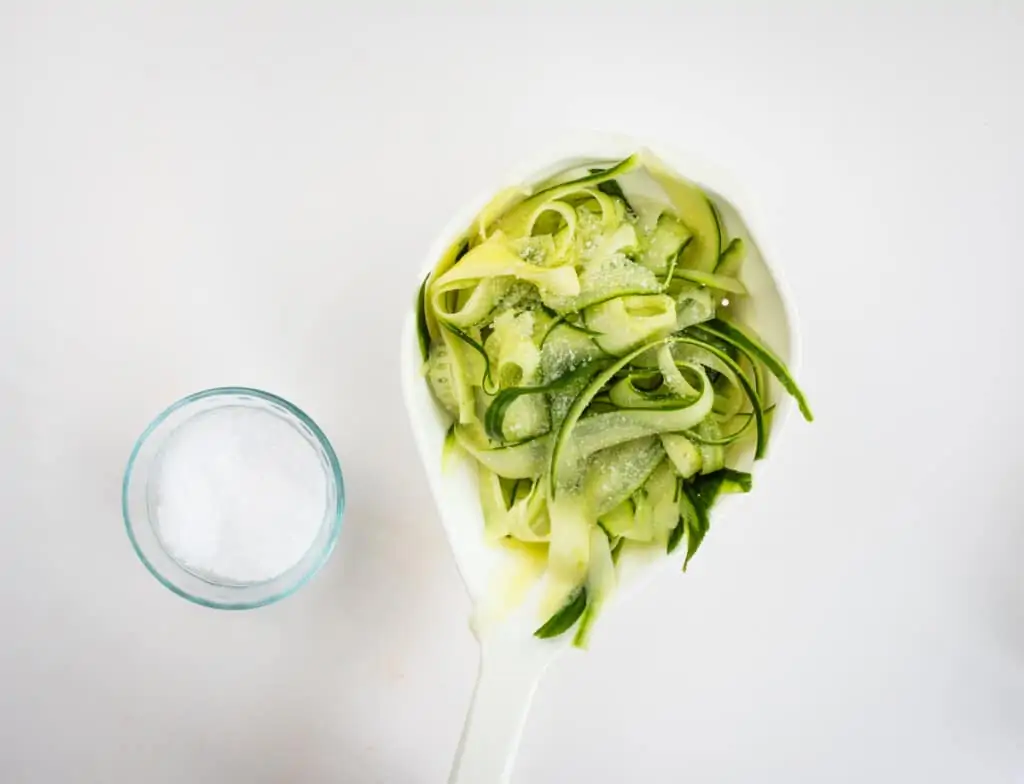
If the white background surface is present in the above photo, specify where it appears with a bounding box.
[4,2,1022,782]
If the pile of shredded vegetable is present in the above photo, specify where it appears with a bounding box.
[418,152,812,646]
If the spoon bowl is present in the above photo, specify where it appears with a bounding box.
[401,132,801,783]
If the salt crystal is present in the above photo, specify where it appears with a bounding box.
[151,406,328,584]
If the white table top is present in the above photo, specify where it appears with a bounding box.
[5,3,1022,782]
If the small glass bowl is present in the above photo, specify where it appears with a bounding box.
[122,387,344,609]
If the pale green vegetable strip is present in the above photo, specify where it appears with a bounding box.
[495,154,642,239]
[505,483,550,543]
[568,370,714,462]
[693,418,725,474]
[699,318,814,422]
[576,187,620,231]
[525,199,578,258]
[592,222,639,259]
[483,478,551,543]
[674,285,717,331]
[573,527,617,648]
[547,494,592,588]
[487,310,541,385]
[583,436,665,516]
[675,269,749,295]
[435,276,511,329]
[661,434,702,478]
[424,236,470,340]
[478,465,511,540]
[439,327,479,424]
[639,213,691,274]
[425,342,460,417]
[453,424,548,478]
[476,185,531,242]
[658,344,699,397]
[715,237,746,276]
[432,232,580,301]
[586,294,677,355]
[629,490,655,542]
[645,461,681,546]
[543,254,661,313]
[599,501,635,539]
[642,151,720,272]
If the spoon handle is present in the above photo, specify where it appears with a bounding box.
[448,641,555,784]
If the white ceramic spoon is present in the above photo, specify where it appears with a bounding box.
[400,133,802,784]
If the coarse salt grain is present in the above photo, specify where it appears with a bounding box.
[152,405,327,584]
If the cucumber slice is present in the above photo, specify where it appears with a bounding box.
[441,322,498,395]
[497,155,641,240]
[644,153,721,272]
[631,493,657,541]
[719,468,753,494]
[438,327,479,424]
[510,234,559,267]
[432,232,580,303]
[639,214,692,275]
[657,344,700,397]
[584,436,665,516]
[539,320,606,375]
[593,222,639,258]
[475,184,532,242]
[693,418,725,475]
[436,276,513,329]
[547,494,592,587]
[416,275,431,360]
[666,517,686,555]
[675,269,748,295]
[667,482,695,556]
[573,188,622,233]
[508,481,551,542]
[674,285,717,331]
[599,500,636,539]
[677,333,767,459]
[661,434,702,479]
[424,237,470,342]
[551,347,716,495]
[686,411,756,447]
[699,318,813,422]
[425,342,460,417]
[525,199,578,253]
[681,482,710,570]
[485,358,608,443]
[453,424,548,478]
[479,471,550,543]
[478,464,512,540]
[573,527,617,648]
[715,237,746,276]
[585,294,677,356]
[712,200,728,248]
[535,586,587,639]
[485,310,540,385]
[544,247,660,314]
[441,425,461,473]
[642,459,679,547]
[595,179,632,212]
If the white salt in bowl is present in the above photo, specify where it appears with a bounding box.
[122,387,345,609]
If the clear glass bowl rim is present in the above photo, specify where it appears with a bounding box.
[122,386,345,610]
